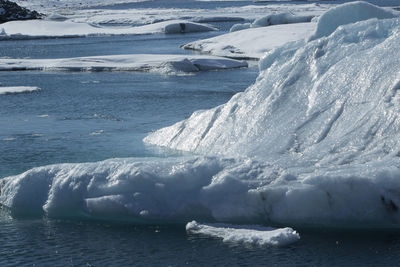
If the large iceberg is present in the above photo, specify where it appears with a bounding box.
[2,2,400,228]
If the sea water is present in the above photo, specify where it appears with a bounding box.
[2,0,400,265]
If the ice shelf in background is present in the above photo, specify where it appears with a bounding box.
[0,54,248,73]
[65,3,328,27]
[0,19,216,40]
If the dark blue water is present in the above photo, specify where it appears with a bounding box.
[2,210,400,266]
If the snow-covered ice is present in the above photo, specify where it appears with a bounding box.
[0,54,247,73]
[64,3,328,27]
[0,86,40,95]
[309,1,399,40]
[230,12,314,32]
[183,22,316,59]
[12,0,329,26]
[2,3,400,228]
[0,19,216,40]
[186,221,300,246]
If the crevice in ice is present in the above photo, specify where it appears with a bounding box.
[315,100,345,144]
[196,106,222,148]
[381,195,399,213]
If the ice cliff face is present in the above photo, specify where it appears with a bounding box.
[2,3,400,227]
[0,0,41,24]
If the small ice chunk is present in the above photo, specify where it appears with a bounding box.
[0,86,40,95]
[186,221,300,246]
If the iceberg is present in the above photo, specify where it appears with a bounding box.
[0,54,248,73]
[309,1,399,40]
[186,221,300,246]
[2,2,400,228]
[183,22,316,59]
[0,19,216,40]
[230,12,314,32]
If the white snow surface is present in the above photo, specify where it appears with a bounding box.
[0,19,216,40]
[309,1,399,40]
[0,54,247,73]
[3,3,400,228]
[186,221,300,246]
[230,12,314,32]
[183,22,316,59]
[0,86,40,95]
[64,4,327,27]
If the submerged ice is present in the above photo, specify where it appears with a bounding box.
[2,2,400,228]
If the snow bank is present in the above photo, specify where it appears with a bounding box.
[230,12,313,32]
[183,22,315,59]
[0,19,216,40]
[0,86,40,94]
[309,1,399,40]
[186,221,300,246]
[0,54,247,73]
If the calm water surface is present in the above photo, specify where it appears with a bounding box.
[2,210,400,266]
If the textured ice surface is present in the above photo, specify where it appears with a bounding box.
[0,19,216,40]
[148,15,400,162]
[186,221,300,246]
[0,54,247,73]
[0,86,40,95]
[2,3,400,228]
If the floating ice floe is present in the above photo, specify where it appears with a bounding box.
[230,12,314,32]
[2,2,400,228]
[0,86,40,95]
[0,19,216,40]
[186,221,300,246]
[183,22,316,59]
[0,54,247,73]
